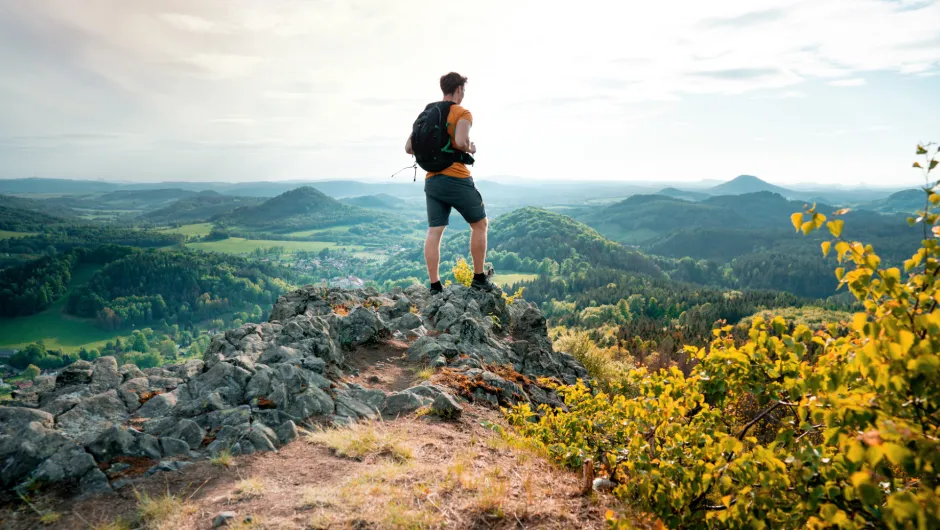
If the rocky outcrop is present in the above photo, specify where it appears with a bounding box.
[0,284,587,497]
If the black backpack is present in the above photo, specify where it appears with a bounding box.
[410,101,475,173]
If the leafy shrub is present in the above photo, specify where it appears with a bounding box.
[452,258,474,287]
[22,364,40,381]
[509,145,940,529]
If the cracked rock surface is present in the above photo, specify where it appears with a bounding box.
[1,284,587,497]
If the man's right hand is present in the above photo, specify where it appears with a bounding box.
[469,142,476,154]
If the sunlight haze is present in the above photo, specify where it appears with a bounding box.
[1,0,938,185]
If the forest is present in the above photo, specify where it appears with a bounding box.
[66,250,298,330]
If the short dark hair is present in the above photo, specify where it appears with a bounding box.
[440,72,468,95]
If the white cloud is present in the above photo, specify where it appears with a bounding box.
[0,0,937,183]
[755,90,809,99]
[827,78,868,87]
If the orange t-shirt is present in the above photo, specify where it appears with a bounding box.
[426,104,473,179]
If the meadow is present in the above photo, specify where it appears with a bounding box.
[0,265,129,352]
[186,237,362,255]
[491,271,538,287]
[158,223,214,238]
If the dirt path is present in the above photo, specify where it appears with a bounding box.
[1,405,615,530]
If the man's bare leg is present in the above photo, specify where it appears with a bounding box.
[425,226,446,284]
[469,217,488,274]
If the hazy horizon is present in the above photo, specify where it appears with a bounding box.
[1,0,938,186]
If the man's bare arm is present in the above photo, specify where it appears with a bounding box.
[454,119,475,153]
[405,135,413,155]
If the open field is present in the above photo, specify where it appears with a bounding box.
[0,230,38,240]
[282,225,353,238]
[158,223,214,237]
[0,265,130,352]
[187,237,362,255]
[491,271,538,287]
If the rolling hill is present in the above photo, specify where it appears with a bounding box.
[858,188,923,214]
[217,186,390,231]
[657,187,710,201]
[579,194,735,244]
[140,191,264,224]
[374,206,664,284]
[340,193,405,210]
[581,191,854,246]
[45,188,201,212]
[0,194,79,220]
[0,204,68,232]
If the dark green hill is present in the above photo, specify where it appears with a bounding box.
[374,206,663,285]
[582,191,841,245]
[481,207,661,275]
[0,194,78,220]
[702,191,816,229]
[858,189,923,214]
[218,186,387,230]
[340,194,404,210]
[141,192,264,224]
[657,187,710,201]
[0,205,67,232]
[580,194,734,244]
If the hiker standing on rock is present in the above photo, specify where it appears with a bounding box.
[406,72,497,295]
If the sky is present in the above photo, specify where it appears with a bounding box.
[0,0,938,187]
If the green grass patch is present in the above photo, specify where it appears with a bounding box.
[353,250,390,262]
[281,225,353,238]
[158,223,214,237]
[491,272,538,287]
[186,237,361,255]
[0,230,38,240]
[0,265,131,352]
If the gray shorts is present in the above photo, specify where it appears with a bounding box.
[424,175,487,227]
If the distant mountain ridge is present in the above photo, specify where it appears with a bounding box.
[140,191,264,224]
[708,175,796,197]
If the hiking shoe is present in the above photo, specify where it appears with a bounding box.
[429,287,443,296]
[471,276,498,292]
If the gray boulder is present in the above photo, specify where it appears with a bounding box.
[90,356,122,393]
[55,390,129,444]
[136,391,179,418]
[337,307,388,348]
[381,391,428,417]
[275,421,298,445]
[56,360,94,388]
[431,393,463,419]
[160,437,191,458]
[120,364,145,381]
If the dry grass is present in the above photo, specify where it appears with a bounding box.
[92,521,133,530]
[471,468,510,520]
[135,490,193,530]
[211,449,234,468]
[226,516,265,530]
[233,477,265,499]
[39,512,61,525]
[413,365,436,382]
[3,411,621,529]
[307,421,413,463]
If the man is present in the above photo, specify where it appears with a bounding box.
[406,72,496,295]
